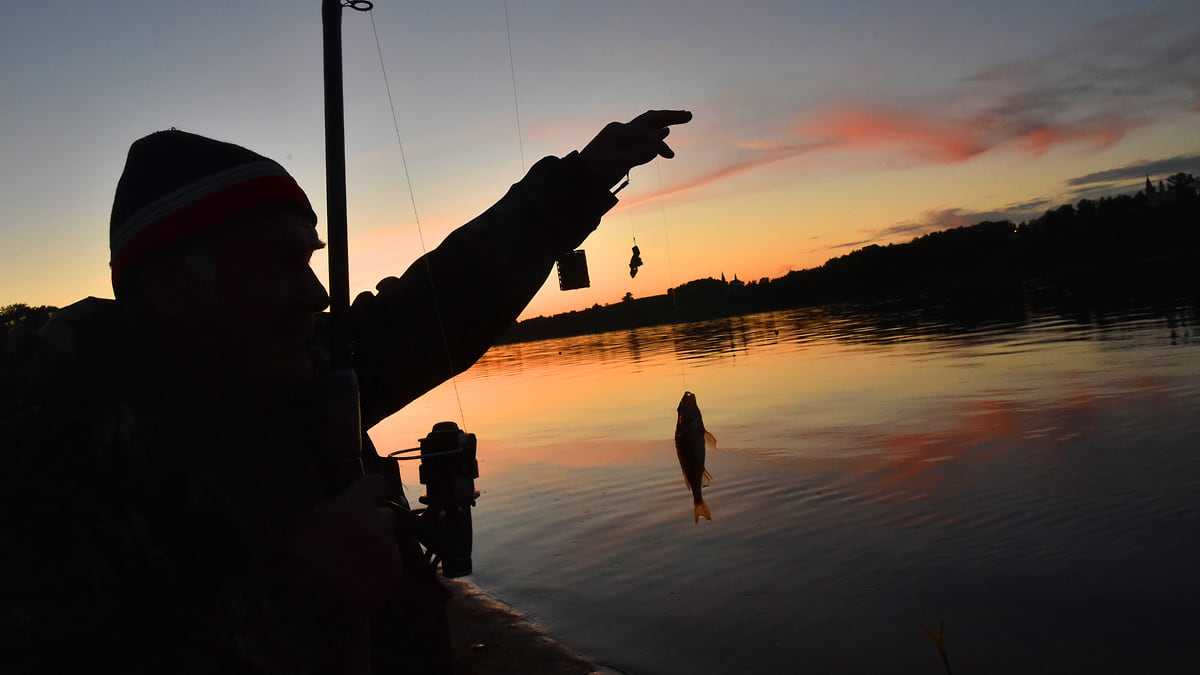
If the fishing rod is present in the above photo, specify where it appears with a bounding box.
[321,7,377,673]
[322,0,479,579]
[322,0,369,492]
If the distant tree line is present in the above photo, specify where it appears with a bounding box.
[0,304,59,353]
[500,173,1200,344]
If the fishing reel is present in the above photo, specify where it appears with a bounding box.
[386,422,480,578]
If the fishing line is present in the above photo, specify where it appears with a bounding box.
[657,159,678,313]
[368,8,467,428]
[503,0,526,173]
[656,158,689,388]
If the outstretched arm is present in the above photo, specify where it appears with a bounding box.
[349,110,691,428]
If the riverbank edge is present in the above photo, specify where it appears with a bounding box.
[444,577,612,675]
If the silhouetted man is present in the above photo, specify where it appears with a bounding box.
[0,110,690,674]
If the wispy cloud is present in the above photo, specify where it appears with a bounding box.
[825,237,877,251]
[684,11,1199,197]
[1051,152,1200,205]
[826,201,1053,252]
[827,143,1200,253]
[826,220,947,252]
[796,107,986,163]
[789,106,1133,165]
[621,140,830,208]
[965,13,1200,128]
[1066,153,1200,186]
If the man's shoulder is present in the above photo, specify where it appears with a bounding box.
[3,296,117,356]
[1,296,122,424]
[1,298,131,522]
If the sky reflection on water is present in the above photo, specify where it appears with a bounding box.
[372,304,1200,674]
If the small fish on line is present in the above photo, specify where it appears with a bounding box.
[629,244,643,278]
[675,391,716,522]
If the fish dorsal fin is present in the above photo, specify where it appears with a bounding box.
[704,431,717,448]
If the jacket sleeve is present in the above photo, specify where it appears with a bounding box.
[349,151,618,428]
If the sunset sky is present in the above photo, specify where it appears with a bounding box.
[3,1,1199,319]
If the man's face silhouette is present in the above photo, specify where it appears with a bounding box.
[143,210,330,393]
[204,211,330,388]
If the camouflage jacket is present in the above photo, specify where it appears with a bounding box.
[0,153,616,674]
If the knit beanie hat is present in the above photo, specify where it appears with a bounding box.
[109,129,316,294]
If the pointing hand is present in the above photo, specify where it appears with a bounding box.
[579,110,693,192]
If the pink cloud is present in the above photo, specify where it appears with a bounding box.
[1013,121,1130,156]
[796,107,987,163]
[791,105,1138,165]
[614,101,1138,212]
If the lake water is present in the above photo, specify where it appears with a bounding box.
[372,303,1200,674]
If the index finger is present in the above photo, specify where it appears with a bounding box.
[630,109,693,129]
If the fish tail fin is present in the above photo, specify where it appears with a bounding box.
[694,499,712,522]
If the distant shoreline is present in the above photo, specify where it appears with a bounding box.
[499,251,1200,346]
[500,176,1199,346]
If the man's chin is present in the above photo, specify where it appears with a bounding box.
[261,336,317,388]
[275,359,315,387]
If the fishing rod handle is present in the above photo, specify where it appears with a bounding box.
[326,365,365,491]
